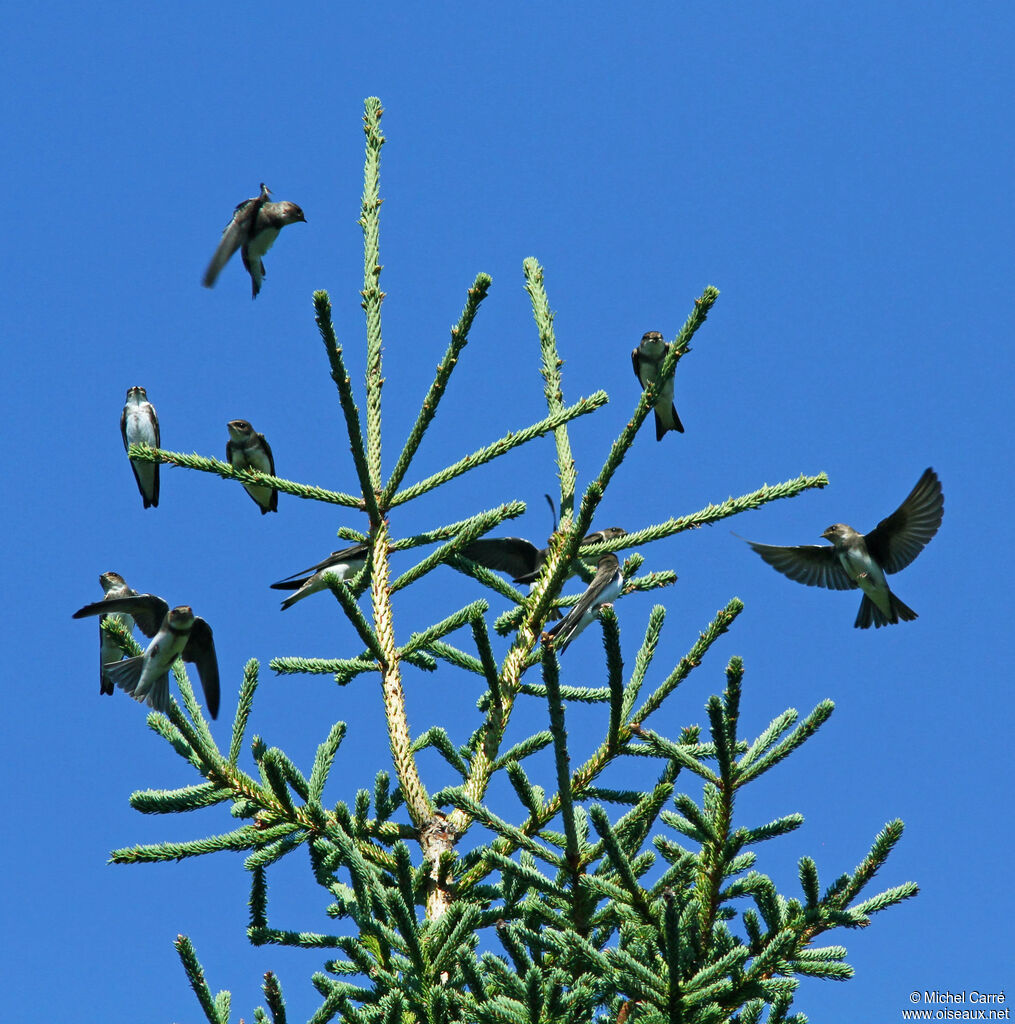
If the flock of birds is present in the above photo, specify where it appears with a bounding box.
[72,186,945,723]
[72,184,308,720]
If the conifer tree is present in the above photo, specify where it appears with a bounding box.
[116,97,917,1023]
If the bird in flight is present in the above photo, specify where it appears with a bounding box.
[740,467,944,628]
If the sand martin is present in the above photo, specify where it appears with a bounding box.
[97,571,138,695]
[73,595,220,717]
[269,543,369,610]
[226,419,277,514]
[121,386,160,508]
[464,527,627,584]
[741,467,944,628]
[632,330,684,439]
[542,553,624,654]
[202,183,306,298]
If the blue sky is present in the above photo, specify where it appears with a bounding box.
[5,3,1012,1020]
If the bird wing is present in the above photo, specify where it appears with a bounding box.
[864,467,944,575]
[560,557,621,628]
[259,433,278,512]
[74,594,170,636]
[545,557,622,652]
[202,195,262,287]
[258,433,276,477]
[745,540,855,591]
[270,543,368,588]
[461,538,542,581]
[182,617,220,719]
[631,348,643,382]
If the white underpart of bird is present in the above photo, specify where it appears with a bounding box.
[120,386,160,508]
[270,544,369,610]
[103,607,195,713]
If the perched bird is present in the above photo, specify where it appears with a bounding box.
[463,527,626,584]
[73,595,220,717]
[740,467,944,629]
[270,543,368,610]
[202,183,306,298]
[542,553,625,654]
[226,419,277,514]
[97,571,138,695]
[121,386,160,508]
[632,330,684,439]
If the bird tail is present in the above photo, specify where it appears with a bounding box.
[100,616,134,694]
[130,463,159,509]
[280,584,317,611]
[541,615,571,651]
[250,261,265,299]
[269,575,306,591]
[854,592,918,629]
[104,657,171,712]
[100,637,118,695]
[279,575,332,610]
[543,609,593,654]
[654,404,685,440]
[669,404,685,435]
